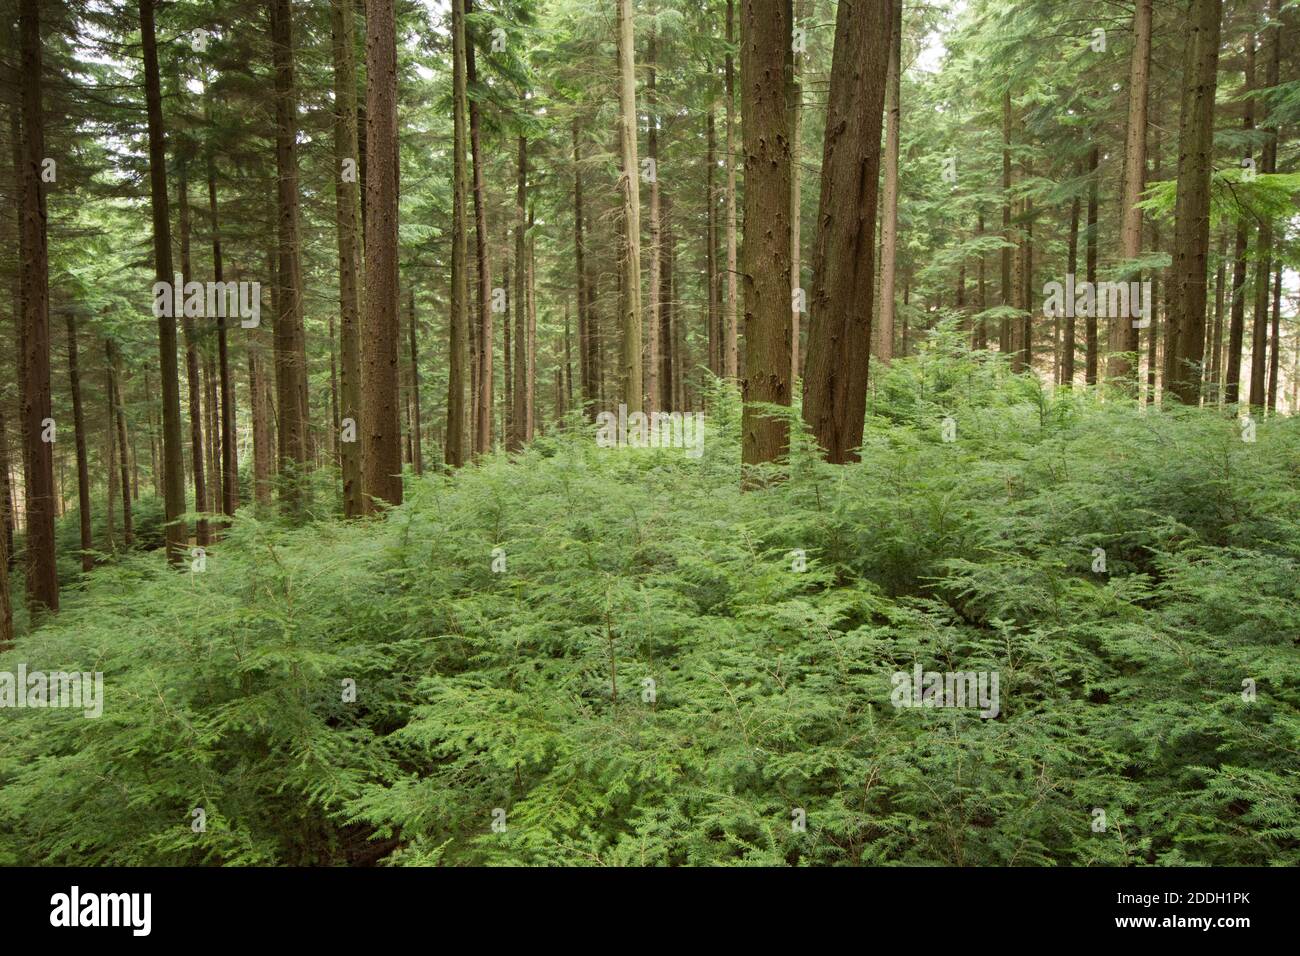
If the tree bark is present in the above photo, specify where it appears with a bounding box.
[801,0,893,464]
[65,313,93,572]
[878,0,902,366]
[362,0,403,504]
[19,0,58,608]
[177,152,209,546]
[332,0,364,516]
[1249,0,1281,409]
[617,0,645,410]
[1164,0,1222,405]
[466,0,493,455]
[740,0,792,469]
[1085,145,1099,385]
[511,134,529,449]
[1107,0,1152,389]
[445,0,470,468]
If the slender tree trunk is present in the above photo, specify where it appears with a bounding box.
[466,0,493,456]
[1063,186,1080,386]
[801,0,893,463]
[511,135,528,449]
[19,0,58,608]
[362,0,403,504]
[107,340,133,546]
[65,314,93,572]
[1085,145,1099,385]
[1209,229,1227,402]
[724,0,739,381]
[1267,262,1281,412]
[573,120,593,416]
[177,154,209,546]
[445,0,470,468]
[617,0,645,409]
[331,0,363,516]
[270,0,310,510]
[878,0,902,366]
[975,211,987,351]
[504,257,513,441]
[408,286,424,474]
[659,192,675,410]
[646,26,662,415]
[1000,88,1012,358]
[1249,0,1281,410]
[1107,0,1152,389]
[790,22,803,385]
[249,329,273,506]
[1164,0,1222,405]
[706,110,720,377]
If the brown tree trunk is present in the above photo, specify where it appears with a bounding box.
[706,110,720,378]
[510,134,529,449]
[248,328,274,507]
[445,0,470,468]
[466,0,493,456]
[1164,0,1222,405]
[1000,88,1012,358]
[740,0,792,469]
[270,0,310,510]
[107,340,133,546]
[1063,185,1080,386]
[362,0,403,504]
[1249,0,1281,410]
[1106,0,1152,388]
[65,313,93,572]
[801,0,892,464]
[617,0,645,410]
[646,25,661,415]
[1085,145,1099,385]
[408,286,424,474]
[177,153,209,546]
[19,0,58,609]
[573,120,593,417]
[1267,262,1281,412]
[877,0,902,366]
[332,0,363,516]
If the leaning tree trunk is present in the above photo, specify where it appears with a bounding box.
[739,0,792,470]
[801,0,893,464]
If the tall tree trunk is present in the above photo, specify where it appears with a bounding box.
[332,0,363,516]
[801,0,892,464]
[617,0,645,410]
[1249,0,1281,409]
[65,314,93,572]
[1063,184,1080,386]
[503,257,512,440]
[527,215,537,437]
[270,0,310,509]
[1085,145,1099,385]
[573,119,593,416]
[659,192,674,410]
[408,286,424,474]
[706,110,720,377]
[511,134,529,449]
[740,0,792,469]
[445,0,470,468]
[1209,230,1227,402]
[646,26,661,415]
[1107,0,1152,389]
[1267,262,1281,412]
[1000,88,1012,357]
[19,0,58,608]
[362,0,403,504]
[107,340,133,546]
[975,211,988,351]
[249,329,274,507]
[467,0,493,455]
[878,0,902,366]
[177,153,209,546]
[790,0,806,385]
[1164,0,1222,405]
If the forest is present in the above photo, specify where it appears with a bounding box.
[0,0,1297,869]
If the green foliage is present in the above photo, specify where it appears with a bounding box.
[2,360,1297,866]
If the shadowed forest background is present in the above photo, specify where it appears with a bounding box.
[0,0,1297,866]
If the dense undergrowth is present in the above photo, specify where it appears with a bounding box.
[2,348,1297,866]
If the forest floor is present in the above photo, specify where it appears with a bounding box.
[2,358,1298,866]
